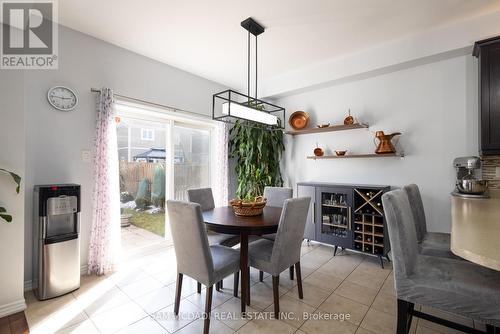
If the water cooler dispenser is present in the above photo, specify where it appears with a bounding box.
[33,184,81,300]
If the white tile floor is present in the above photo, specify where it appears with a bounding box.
[120,225,167,255]
[24,242,487,334]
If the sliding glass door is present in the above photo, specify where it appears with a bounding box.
[172,123,211,201]
[116,102,214,252]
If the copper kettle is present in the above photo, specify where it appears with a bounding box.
[375,131,401,154]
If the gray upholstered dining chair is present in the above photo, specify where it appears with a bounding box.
[260,186,294,280]
[187,187,240,293]
[261,187,293,242]
[167,200,240,334]
[248,197,311,319]
[382,189,500,334]
[403,184,459,259]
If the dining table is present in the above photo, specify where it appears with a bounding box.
[451,189,500,271]
[202,206,282,312]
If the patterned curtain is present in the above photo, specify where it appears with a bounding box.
[214,122,229,207]
[87,88,121,275]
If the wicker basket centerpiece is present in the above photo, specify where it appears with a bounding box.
[229,196,267,216]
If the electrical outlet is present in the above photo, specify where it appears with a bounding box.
[496,167,500,179]
[81,150,91,163]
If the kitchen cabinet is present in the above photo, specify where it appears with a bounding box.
[474,36,500,155]
[297,182,391,267]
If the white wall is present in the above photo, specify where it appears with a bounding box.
[23,26,227,285]
[277,55,478,233]
[0,71,27,317]
[262,9,500,98]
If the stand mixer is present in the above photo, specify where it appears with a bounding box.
[452,156,489,198]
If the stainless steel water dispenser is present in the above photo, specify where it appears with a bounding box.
[33,184,81,300]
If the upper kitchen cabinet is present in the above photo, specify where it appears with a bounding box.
[474,36,500,155]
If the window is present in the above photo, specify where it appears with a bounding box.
[141,128,155,141]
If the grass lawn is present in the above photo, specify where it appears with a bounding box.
[123,208,165,237]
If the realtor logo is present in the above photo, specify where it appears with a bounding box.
[1,0,58,69]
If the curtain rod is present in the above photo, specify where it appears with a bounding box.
[90,88,210,119]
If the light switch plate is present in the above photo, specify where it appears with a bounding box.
[496,167,500,179]
[81,150,91,163]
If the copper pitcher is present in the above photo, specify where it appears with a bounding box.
[374,131,401,154]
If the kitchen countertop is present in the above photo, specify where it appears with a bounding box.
[451,189,500,271]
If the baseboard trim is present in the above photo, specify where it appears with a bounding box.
[0,299,27,318]
[24,264,89,292]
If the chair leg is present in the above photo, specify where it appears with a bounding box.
[289,265,294,280]
[259,270,264,282]
[233,272,239,297]
[397,299,414,334]
[197,282,202,294]
[295,261,303,299]
[203,286,213,334]
[272,276,280,319]
[220,280,223,289]
[333,245,338,256]
[246,267,251,306]
[174,273,183,315]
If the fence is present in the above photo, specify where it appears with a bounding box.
[119,161,162,196]
[119,161,209,201]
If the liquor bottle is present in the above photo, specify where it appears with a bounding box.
[364,246,371,252]
[366,237,372,243]
[355,244,361,250]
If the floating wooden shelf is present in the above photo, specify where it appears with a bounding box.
[285,123,369,135]
[307,152,404,160]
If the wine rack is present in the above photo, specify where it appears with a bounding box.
[353,188,387,256]
[298,182,391,268]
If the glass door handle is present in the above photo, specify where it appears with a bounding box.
[348,208,352,230]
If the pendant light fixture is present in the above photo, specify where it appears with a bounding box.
[212,17,285,129]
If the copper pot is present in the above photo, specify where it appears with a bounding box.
[314,147,324,156]
[375,131,401,154]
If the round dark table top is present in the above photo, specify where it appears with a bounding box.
[202,206,282,235]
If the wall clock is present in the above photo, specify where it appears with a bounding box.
[47,86,78,111]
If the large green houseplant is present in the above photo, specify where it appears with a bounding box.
[0,168,21,223]
[229,120,285,200]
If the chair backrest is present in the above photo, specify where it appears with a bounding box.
[263,187,293,208]
[167,200,214,284]
[187,188,215,211]
[271,197,311,272]
[403,184,427,242]
[382,189,419,278]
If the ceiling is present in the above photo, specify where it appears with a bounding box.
[59,0,500,91]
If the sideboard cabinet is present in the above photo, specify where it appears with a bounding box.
[297,182,391,267]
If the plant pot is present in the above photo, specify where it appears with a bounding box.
[121,213,132,227]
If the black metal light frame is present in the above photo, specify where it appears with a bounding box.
[212,89,285,130]
[212,17,285,130]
